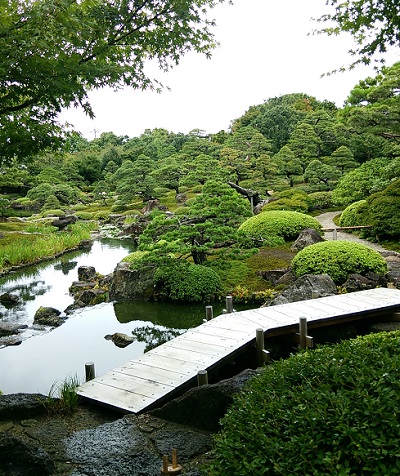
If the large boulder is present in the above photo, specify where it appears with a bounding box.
[291,228,325,251]
[51,215,77,231]
[150,369,262,432]
[265,274,337,306]
[77,265,97,282]
[33,307,64,327]
[108,262,156,302]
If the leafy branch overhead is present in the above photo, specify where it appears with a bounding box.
[0,0,228,163]
[315,0,400,69]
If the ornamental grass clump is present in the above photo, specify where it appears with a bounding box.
[237,210,322,247]
[207,331,400,476]
[291,240,387,284]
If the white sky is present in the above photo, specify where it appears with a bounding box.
[59,0,399,140]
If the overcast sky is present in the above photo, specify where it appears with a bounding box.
[59,0,399,140]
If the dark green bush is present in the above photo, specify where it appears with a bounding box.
[208,331,400,476]
[356,179,400,239]
[262,189,310,213]
[238,210,322,247]
[308,191,334,210]
[292,241,387,284]
[154,261,221,302]
[339,200,367,227]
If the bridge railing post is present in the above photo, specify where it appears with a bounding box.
[256,328,270,366]
[298,317,314,350]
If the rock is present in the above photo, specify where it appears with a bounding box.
[51,215,77,231]
[0,322,26,337]
[175,193,187,204]
[258,269,289,286]
[290,228,325,251]
[104,332,135,348]
[69,281,93,295]
[78,288,108,305]
[64,414,212,476]
[150,369,262,432]
[267,274,337,305]
[0,433,55,475]
[142,199,160,216]
[275,269,297,286]
[77,266,97,282]
[33,307,64,327]
[0,394,48,421]
[342,273,384,293]
[109,262,156,302]
[0,292,19,306]
[0,335,22,346]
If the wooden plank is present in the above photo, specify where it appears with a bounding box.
[164,337,230,357]
[135,352,206,375]
[97,372,173,397]
[150,345,217,367]
[77,380,157,413]
[178,330,238,348]
[113,361,188,386]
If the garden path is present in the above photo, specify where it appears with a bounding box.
[315,211,387,253]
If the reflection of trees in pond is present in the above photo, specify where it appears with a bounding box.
[113,301,207,329]
[131,326,183,353]
[2,281,49,303]
[54,260,77,275]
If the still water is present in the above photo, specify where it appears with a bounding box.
[0,239,222,395]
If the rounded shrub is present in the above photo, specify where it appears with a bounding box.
[308,191,334,210]
[238,210,322,247]
[208,331,400,476]
[155,262,221,302]
[74,211,93,220]
[292,240,387,284]
[339,200,367,227]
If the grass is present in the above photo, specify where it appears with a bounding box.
[45,375,81,413]
[0,221,97,272]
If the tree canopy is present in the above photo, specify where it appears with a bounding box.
[0,0,227,164]
[317,0,400,68]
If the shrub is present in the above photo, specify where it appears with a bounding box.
[121,250,149,265]
[74,211,93,220]
[292,241,387,284]
[207,331,400,476]
[41,209,64,217]
[339,200,367,227]
[356,179,400,239]
[262,189,310,213]
[154,262,221,302]
[308,191,334,210]
[238,210,322,247]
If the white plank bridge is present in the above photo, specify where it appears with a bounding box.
[77,288,400,414]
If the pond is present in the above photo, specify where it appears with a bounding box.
[0,239,237,395]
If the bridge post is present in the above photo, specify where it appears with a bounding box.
[197,370,208,386]
[226,296,234,313]
[85,362,95,381]
[256,328,270,366]
[205,305,213,321]
[332,228,338,240]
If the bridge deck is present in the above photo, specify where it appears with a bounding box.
[77,288,400,413]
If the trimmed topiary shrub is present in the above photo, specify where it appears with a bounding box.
[238,210,322,247]
[207,331,400,476]
[262,189,310,213]
[154,262,221,302]
[339,200,367,227]
[355,179,400,239]
[74,211,93,220]
[292,241,387,284]
[308,191,334,210]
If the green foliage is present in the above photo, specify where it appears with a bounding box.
[356,179,400,238]
[46,375,81,414]
[208,331,400,476]
[339,200,367,227]
[74,211,93,220]
[41,209,64,217]
[154,261,221,302]
[238,210,322,247]
[42,194,61,212]
[332,158,394,206]
[0,0,227,164]
[121,250,150,265]
[308,191,334,210]
[263,189,310,213]
[292,241,387,284]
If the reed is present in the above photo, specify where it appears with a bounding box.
[0,222,97,271]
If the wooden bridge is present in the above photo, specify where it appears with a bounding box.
[77,288,400,414]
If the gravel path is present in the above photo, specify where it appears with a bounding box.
[315,212,388,253]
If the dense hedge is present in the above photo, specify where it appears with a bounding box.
[291,241,387,284]
[154,262,221,302]
[262,189,310,213]
[356,179,400,239]
[207,331,400,476]
[339,200,367,227]
[238,210,322,247]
